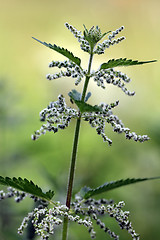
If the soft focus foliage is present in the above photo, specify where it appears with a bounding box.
[0,0,160,239]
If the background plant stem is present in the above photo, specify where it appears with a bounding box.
[62,52,94,240]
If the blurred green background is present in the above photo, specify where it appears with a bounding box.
[0,0,160,239]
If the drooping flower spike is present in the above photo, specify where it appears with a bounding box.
[32,94,149,145]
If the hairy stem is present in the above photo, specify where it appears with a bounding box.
[62,51,94,240]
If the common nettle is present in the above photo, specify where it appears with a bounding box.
[0,23,159,240]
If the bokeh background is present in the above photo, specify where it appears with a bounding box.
[0,0,160,239]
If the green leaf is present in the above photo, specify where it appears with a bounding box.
[84,92,91,102]
[0,176,54,201]
[100,58,157,70]
[32,37,81,67]
[68,90,102,113]
[81,177,160,199]
[83,25,97,49]
[76,101,102,113]
[83,29,92,47]
[83,24,88,34]
[68,89,81,101]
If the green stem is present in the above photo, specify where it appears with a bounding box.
[65,117,81,209]
[62,217,69,240]
[81,53,93,102]
[62,51,94,240]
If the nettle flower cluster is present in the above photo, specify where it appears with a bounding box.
[32,23,150,145]
[0,188,139,240]
[32,28,150,149]
[65,23,125,54]
[46,60,86,86]
[32,94,148,145]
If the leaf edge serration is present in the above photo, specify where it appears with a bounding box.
[0,176,54,201]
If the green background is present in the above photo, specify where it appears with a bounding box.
[0,0,160,239]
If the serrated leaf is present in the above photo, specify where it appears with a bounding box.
[0,176,54,201]
[100,58,157,70]
[32,37,81,67]
[68,90,102,113]
[82,177,160,199]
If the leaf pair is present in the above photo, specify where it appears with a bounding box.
[0,176,159,203]
[32,37,156,74]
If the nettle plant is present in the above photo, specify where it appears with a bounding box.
[0,23,159,240]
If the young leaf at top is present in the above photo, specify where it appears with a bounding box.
[100,30,112,41]
[0,176,54,201]
[100,58,157,70]
[32,37,81,67]
[83,25,90,42]
[83,25,106,49]
[81,177,160,199]
[68,90,102,113]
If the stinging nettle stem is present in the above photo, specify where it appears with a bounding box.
[81,53,94,102]
[62,51,94,240]
[66,52,94,209]
[65,117,81,209]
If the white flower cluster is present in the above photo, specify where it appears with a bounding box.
[0,187,27,202]
[31,95,79,141]
[65,22,83,43]
[108,26,125,41]
[82,101,119,145]
[18,203,94,240]
[94,26,125,54]
[106,202,140,240]
[65,22,91,53]
[0,186,140,240]
[0,187,47,204]
[91,68,134,95]
[16,196,139,240]
[82,101,149,145]
[32,95,149,144]
[46,60,86,86]
[71,197,139,240]
[65,23,125,55]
